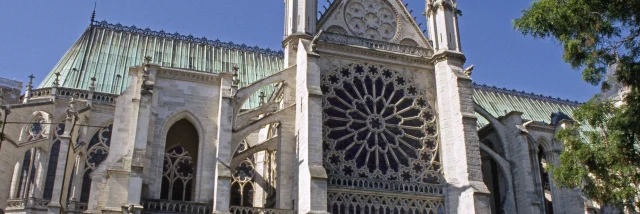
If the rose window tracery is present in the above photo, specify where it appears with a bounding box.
[26,116,46,141]
[321,63,442,191]
[344,0,399,41]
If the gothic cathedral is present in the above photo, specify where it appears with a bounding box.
[0,0,597,213]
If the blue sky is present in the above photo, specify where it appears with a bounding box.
[0,0,599,101]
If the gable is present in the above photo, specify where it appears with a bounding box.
[318,0,432,48]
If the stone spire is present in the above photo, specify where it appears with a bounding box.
[425,0,462,52]
[23,74,35,103]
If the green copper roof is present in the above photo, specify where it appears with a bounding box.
[473,83,582,129]
[38,20,284,109]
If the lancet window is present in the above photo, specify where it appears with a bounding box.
[14,148,41,199]
[538,146,553,214]
[321,63,444,213]
[80,124,113,203]
[43,123,65,200]
[230,125,278,208]
[160,119,198,201]
[230,158,255,207]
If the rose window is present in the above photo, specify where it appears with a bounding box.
[321,63,442,188]
[344,0,398,41]
[27,116,46,141]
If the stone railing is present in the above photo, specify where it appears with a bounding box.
[142,199,212,214]
[328,176,445,196]
[27,87,117,105]
[56,87,92,100]
[5,198,50,211]
[5,199,26,211]
[66,201,88,213]
[229,206,296,214]
[29,88,53,99]
[319,31,434,57]
[92,91,117,105]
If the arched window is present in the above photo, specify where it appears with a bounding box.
[16,148,37,198]
[160,119,198,201]
[43,123,64,200]
[80,124,112,203]
[230,156,255,207]
[538,146,553,214]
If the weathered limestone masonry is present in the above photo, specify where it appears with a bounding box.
[433,51,490,213]
[213,72,236,213]
[501,112,543,214]
[428,0,491,212]
[294,39,328,214]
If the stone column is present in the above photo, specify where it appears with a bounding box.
[213,73,236,214]
[294,39,327,214]
[47,113,75,213]
[502,112,542,214]
[433,51,490,214]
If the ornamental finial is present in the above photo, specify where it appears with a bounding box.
[89,77,96,91]
[90,1,97,25]
[259,91,266,105]
[232,67,240,86]
[27,74,35,90]
[53,72,61,87]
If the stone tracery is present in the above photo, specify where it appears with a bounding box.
[344,0,399,41]
[321,63,442,193]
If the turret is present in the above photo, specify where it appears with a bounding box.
[283,0,318,66]
[426,0,461,52]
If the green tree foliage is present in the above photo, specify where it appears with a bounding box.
[514,0,640,211]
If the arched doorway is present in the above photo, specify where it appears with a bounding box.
[160,119,199,201]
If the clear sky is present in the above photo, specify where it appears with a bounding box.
[0,0,599,102]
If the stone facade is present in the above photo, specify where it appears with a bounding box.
[0,0,600,214]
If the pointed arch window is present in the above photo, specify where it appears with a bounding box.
[80,124,112,203]
[15,148,41,199]
[538,146,553,214]
[160,119,198,201]
[231,140,255,207]
[43,123,64,200]
[161,146,194,201]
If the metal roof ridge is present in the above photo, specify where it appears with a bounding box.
[92,20,285,57]
[472,82,584,106]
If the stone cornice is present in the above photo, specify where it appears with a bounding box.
[156,67,221,84]
[430,50,466,64]
[317,42,432,69]
[282,33,313,49]
[525,122,556,134]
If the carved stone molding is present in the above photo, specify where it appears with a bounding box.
[157,68,221,84]
[317,42,431,66]
[430,50,466,64]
